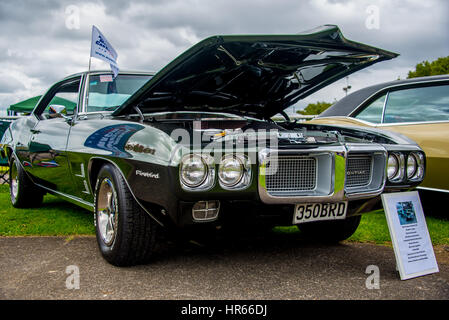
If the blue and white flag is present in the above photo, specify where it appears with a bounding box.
[90,25,119,78]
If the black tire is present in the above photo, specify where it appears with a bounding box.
[9,154,44,208]
[297,215,362,243]
[94,163,159,266]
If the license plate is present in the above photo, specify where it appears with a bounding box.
[293,202,348,224]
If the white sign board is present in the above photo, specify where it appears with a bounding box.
[381,191,439,280]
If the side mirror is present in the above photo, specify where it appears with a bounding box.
[48,104,69,119]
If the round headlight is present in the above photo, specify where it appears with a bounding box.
[180,155,207,187]
[410,152,425,180]
[218,155,243,187]
[387,154,399,180]
[407,154,417,179]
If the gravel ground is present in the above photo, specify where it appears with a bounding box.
[0,233,448,300]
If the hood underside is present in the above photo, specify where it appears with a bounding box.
[114,25,398,119]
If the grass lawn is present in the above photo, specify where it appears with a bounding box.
[0,184,94,236]
[0,183,448,245]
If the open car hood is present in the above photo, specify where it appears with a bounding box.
[113,25,398,119]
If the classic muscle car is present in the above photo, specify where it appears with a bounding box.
[1,25,426,266]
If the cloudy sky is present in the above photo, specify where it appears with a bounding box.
[0,0,448,114]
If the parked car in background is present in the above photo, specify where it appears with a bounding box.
[310,75,449,213]
[0,26,428,266]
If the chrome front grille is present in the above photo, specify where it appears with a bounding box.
[346,155,373,188]
[258,145,386,204]
[265,156,316,195]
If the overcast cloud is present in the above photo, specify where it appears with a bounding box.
[0,0,448,114]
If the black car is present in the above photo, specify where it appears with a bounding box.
[1,25,426,266]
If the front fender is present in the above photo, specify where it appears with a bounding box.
[87,156,166,227]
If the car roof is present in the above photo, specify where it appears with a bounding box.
[318,74,449,117]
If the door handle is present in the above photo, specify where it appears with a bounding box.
[30,129,40,134]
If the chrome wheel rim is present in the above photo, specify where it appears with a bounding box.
[10,161,18,201]
[97,178,118,246]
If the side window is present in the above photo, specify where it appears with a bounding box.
[354,93,386,123]
[383,84,449,124]
[42,79,80,119]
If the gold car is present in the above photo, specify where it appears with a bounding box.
[310,75,449,194]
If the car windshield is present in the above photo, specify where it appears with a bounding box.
[87,74,152,112]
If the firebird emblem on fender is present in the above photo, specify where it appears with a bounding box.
[136,170,159,179]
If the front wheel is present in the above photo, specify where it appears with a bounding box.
[94,163,159,266]
[297,215,361,243]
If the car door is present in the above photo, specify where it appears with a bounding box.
[27,76,82,195]
[376,83,449,192]
[66,72,152,203]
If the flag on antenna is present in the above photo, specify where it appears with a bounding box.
[90,25,119,78]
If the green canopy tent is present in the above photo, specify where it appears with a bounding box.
[8,95,77,114]
[8,96,41,114]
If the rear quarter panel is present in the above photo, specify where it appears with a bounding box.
[379,122,449,191]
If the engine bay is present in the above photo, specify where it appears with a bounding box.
[131,111,393,146]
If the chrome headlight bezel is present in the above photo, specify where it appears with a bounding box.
[406,153,417,179]
[387,151,425,183]
[218,155,243,187]
[180,154,215,190]
[218,154,252,190]
[387,153,399,180]
[408,152,425,182]
[387,153,405,182]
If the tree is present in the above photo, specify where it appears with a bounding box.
[407,56,449,78]
[297,101,332,115]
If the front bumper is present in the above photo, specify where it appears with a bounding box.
[132,142,424,227]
